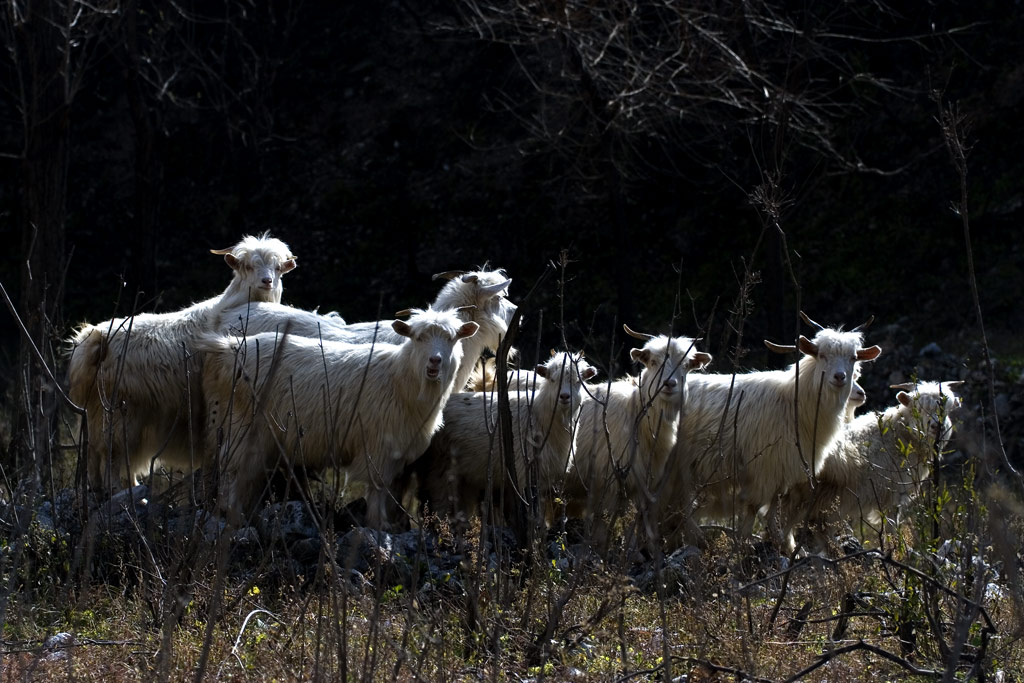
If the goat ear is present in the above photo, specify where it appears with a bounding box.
[897,391,912,407]
[797,336,819,357]
[223,253,241,270]
[630,348,650,364]
[534,364,549,378]
[856,345,882,362]
[581,366,598,381]
[392,320,413,338]
[281,258,297,273]
[689,352,712,369]
[457,321,479,339]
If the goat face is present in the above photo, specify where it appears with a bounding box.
[393,314,479,385]
[216,234,297,303]
[896,384,961,455]
[535,352,597,409]
[436,270,515,330]
[252,249,296,296]
[797,329,881,392]
[632,336,711,408]
[467,270,516,335]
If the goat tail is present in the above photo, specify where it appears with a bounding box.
[66,325,106,406]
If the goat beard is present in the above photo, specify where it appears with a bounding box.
[416,366,452,402]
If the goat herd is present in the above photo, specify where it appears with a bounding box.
[67,234,963,555]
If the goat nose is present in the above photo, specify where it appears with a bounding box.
[663,378,678,389]
[262,276,273,285]
[429,354,442,366]
[834,371,847,383]
[559,391,571,402]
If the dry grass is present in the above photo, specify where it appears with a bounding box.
[1,469,1021,683]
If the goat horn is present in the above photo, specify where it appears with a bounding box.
[455,304,477,313]
[943,380,965,388]
[799,311,825,331]
[432,270,467,281]
[395,308,413,317]
[623,324,654,341]
[479,278,511,295]
[889,382,917,390]
[210,246,234,255]
[764,340,797,354]
[852,315,875,332]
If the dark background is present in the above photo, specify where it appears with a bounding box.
[1,1,1021,462]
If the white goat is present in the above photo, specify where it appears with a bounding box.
[201,308,478,527]
[68,233,296,492]
[566,327,712,545]
[418,351,597,522]
[780,381,962,552]
[219,268,514,391]
[679,312,881,543]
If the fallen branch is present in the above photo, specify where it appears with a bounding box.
[784,639,944,681]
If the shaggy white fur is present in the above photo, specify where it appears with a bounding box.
[201,307,477,527]
[679,319,881,542]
